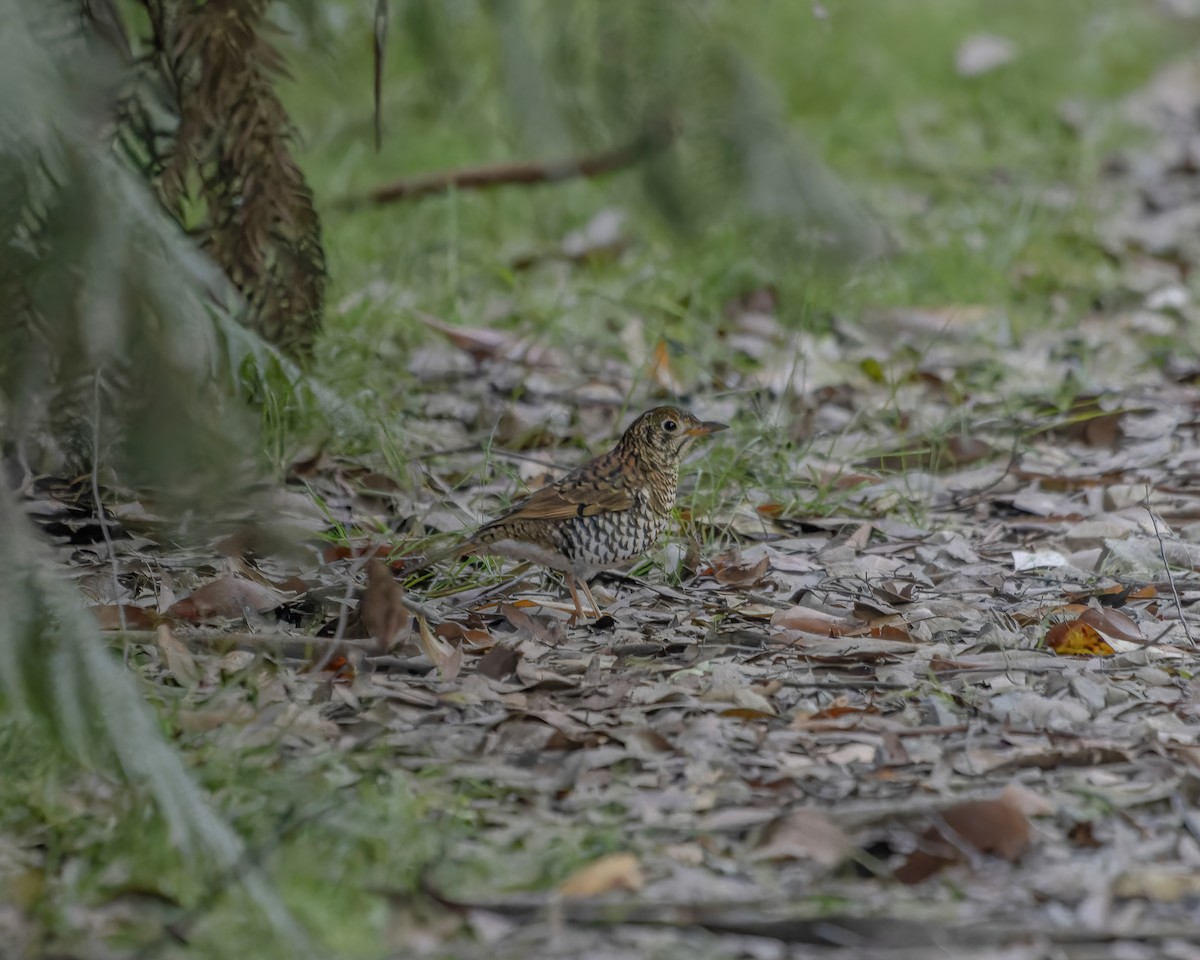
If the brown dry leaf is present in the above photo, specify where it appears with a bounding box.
[435,622,494,648]
[651,339,684,394]
[720,707,778,720]
[418,615,463,682]
[166,576,285,622]
[362,558,412,652]
[155,624,199,687]
[316,653,358,685]
[90,605,160,631]
[894,795,1031,885]
[417,311,512,363]
[861,619,913,642]
[1054,410,1124,447]
[1068,821,1103,849]
[476,644,521,680]
[499,603,565,646]
[751,809,850,866]
[322,543,391,563]
[805,698,879,722]
[176,703,255,734]
[1045,619,1115,657]
[944,436,995,465]
[558,853,644,899]
[1079,606,1145,643]
[771,606,857,637]
[701,551,772,589]
[874,580,920,605]
[998,783,1055,819]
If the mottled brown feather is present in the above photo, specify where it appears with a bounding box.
[474,450,636,529]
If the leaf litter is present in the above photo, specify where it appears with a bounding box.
[15,55,1200,960]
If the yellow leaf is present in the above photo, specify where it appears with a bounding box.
[1045,619,1114,657]
[558,853,643,899]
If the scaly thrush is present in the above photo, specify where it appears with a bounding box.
[426,406,726,618]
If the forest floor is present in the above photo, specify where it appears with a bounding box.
[10,2,1200,959]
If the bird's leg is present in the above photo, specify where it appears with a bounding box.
[565,573,587,621]
[579,578,602,619]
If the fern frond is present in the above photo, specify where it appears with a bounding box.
[133,0,327,358]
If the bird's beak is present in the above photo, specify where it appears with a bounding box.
[686,420,728,437]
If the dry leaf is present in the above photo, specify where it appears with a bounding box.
[323,543,391,563]
[435,622,494,648]
[1068,821,1102,849]
[771,606,857,637]
[651,339,684,394]
[998,783,1054,818]
[476,644,521,680]
[702,551,772,589]
[806,698,879,722]
[1113,868,1200,902]
[362,558,412,652]
[1045,619,1115,657]
[1078,606,1145,643]
[155,624,199,687]
[166,576,285,622]
[558,853,643,899]
[90,605,160,630]
[751,809,850,866]
[418,615,463,682]
[894,795,1031,884]
[417,311,512,363]
[499,603,565,646]
[944,436,995,465]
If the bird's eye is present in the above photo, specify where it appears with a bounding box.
[662,419,678,433]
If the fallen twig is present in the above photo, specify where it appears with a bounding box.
[336,122,677,209]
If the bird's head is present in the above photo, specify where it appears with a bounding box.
[621,406,728,467]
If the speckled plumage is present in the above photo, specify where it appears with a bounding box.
[461,406,726,617]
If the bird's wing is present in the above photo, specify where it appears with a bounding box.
[479,462,636,527]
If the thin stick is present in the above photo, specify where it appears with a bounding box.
[92,373,125,632]
[336,122,677,209]
[1145,484,1196,646]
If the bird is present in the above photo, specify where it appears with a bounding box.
[417,406,727,618]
